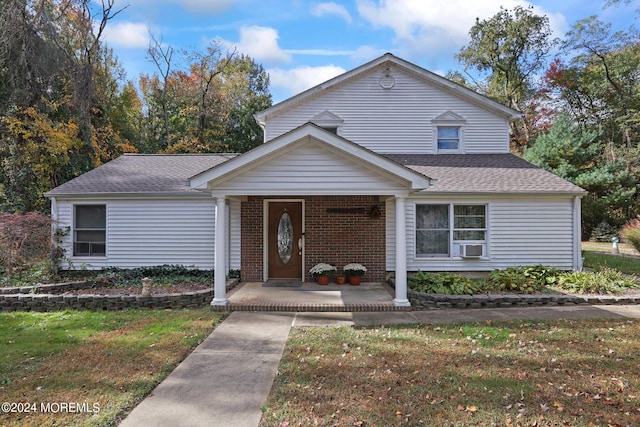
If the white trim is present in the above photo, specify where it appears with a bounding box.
[212,195,228,305]
[263,199,306,282]
[573,195,583,270]
[394,196,410,306]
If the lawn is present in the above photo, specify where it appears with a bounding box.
[260,319,640,426]
[0,309,226,427]
[583,251,640,275]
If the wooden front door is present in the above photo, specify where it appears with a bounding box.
[268,202,303,280]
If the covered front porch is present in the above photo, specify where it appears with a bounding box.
[188,124,434,308]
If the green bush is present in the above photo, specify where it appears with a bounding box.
[554,268,639,295]
[408,271,483,295]
[621,216,640,253]
[589,220,619,243]
[93,265,213,287]
[485,265,561,294]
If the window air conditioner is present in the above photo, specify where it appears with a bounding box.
[460,244,483,258]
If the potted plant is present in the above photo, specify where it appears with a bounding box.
[343,263,367,286]
[309,263,337,285]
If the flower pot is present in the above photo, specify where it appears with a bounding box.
[349,275,362,286]
[336,275,346,285]
[317,275,330,285]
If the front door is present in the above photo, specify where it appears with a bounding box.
[268,201,303,280]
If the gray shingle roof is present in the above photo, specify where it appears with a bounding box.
[46,154,235,196]
[46,152,585,197]
[383,153,586,194]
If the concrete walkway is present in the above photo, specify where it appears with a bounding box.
[119,312,294,427]
[119,305,640,427]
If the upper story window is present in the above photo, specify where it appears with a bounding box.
[431,111,466,153]
[437,127,460,150]
[311,110,343,136]
[74,205,106,256]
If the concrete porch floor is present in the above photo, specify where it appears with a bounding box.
[222,281,402,312]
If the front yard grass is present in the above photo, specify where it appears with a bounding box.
[0,309,226,427]
[261,319,640,426]
[583,251,640,275]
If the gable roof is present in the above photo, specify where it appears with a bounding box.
[384,154,587,195]
[45,154,235,197]
[254,53,522,127]
[189,123,434,194]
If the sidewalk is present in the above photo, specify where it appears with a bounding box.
[119,305,640,426]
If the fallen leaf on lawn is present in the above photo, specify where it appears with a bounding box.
[553,401,564,411]
[466,405,478,413]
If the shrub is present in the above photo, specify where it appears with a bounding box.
[485,265,561,294]
[554,268,639,295]
[0,212,52,276]
[589,221,619,243]
[93,265,213,287]
[621,216,640,253]
[408,271,483,295]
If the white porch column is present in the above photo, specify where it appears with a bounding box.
[394,195,410,306]
[211,195,228,306]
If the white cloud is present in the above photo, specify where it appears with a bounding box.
[102,22,150,48]
[355,0,567,61]
[311,2,353,24]
[268,65,346,99]
[219,26,291,64]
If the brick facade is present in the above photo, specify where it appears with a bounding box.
[240,196,386,282]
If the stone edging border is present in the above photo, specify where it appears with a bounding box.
[0,280,238,312]
[408,289,640,310]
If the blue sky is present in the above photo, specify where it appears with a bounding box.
[102,0,637,103]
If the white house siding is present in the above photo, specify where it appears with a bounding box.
[386,195,577,272]
[211,139,409,195]
[54,198,217,270]
[265,69,510,154]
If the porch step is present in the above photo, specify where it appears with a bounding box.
[212,303,411,312]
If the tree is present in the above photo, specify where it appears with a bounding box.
[456,6,558,151]
[524,113,635,237]
[219,55,271,153]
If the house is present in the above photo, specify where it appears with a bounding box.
[45,53,586,307]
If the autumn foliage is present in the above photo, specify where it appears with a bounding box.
[0,212,52,274]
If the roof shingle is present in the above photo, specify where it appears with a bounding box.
[46,154,235,196]
[383,153,586,194]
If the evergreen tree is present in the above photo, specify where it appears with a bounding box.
[524,114,635,237]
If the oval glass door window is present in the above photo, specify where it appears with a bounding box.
[277,212,293,264]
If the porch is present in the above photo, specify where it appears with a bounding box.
[220,281,406,312]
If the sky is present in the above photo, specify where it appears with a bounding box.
[101,0,638,103]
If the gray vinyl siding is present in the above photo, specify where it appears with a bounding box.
[386,195,577,272]
[55,198,217,270]
[265,69,510,154]
[212,140,409,195]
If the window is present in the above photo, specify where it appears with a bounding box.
[74,205,106,256]
[437,127,460,150]
[416,204,486,257]
[431,111,466,153]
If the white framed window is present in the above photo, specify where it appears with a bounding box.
[437,126,460,150]
[431,111,466,153]
[74,205,106,256]
[416,203,487,258]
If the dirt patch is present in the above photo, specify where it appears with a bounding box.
[56,282,211,295]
